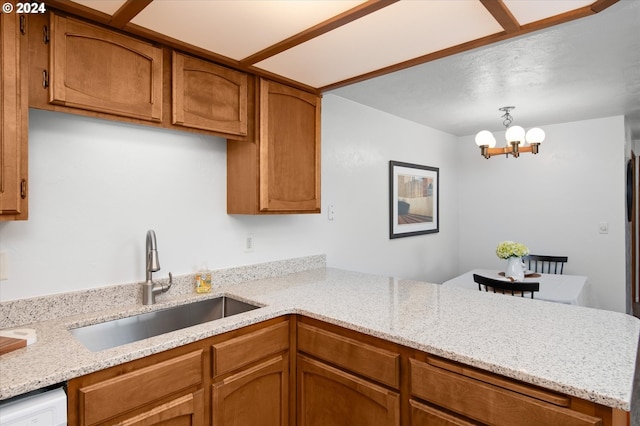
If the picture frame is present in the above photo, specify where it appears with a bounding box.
[389,161,439,239]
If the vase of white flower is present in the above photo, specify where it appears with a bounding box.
[496,241,529,282]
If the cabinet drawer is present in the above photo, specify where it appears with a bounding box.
[410,358,602,426]
[212,320,289,377]
[297,322,400,389]
[78,350,203,426]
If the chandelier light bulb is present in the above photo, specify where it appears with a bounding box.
[475,106,544,159]
[525,127,545,144]
[475,130,496,147]
[505,125,525,143]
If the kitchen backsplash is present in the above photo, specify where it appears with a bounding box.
[0,254,326,329]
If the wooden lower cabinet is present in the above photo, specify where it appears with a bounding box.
[212,354,289,426]
[118,390,204,426]
[297,355,400,426]
[410,399,480,426]
[67,317,290,426]
[66,315,628,426]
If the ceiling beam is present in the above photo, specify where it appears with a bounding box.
[240,0,399,67]
[479,0,520,33]
[319,2,618,92]
[108,0,154,29]
[590,0,619,13]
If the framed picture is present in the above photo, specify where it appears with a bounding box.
[389,161,439,239]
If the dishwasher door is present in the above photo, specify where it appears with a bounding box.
[0,387,66,426]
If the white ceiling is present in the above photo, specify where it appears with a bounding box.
[62,0,640,139]
[330,0,640,138]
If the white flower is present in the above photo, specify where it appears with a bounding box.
[496,241,529,259]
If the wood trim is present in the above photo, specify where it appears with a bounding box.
[240,0,398,66]
[108,0,154,29]
[480,0,520,33]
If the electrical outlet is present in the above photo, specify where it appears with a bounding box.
[328,204,335,221]
[598,222,609,234]
[0,251,7,281]
[245,233,254,252]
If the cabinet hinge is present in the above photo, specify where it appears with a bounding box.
[42,69,49,88]
[21,179,27,199]
[19,15,26,35]
[43,24,49,44]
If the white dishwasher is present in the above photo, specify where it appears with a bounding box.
[0,386,66,426]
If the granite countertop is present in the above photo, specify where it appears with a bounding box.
[1,266,639,412]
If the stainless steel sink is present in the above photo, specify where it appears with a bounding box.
[70,296,260,352]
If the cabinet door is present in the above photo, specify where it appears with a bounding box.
[410,399,480,426]
[0,11,28,220]
[297,355,400,426]
[259,78,320,213]
[212,354,289,426]
[172,52,247,136]
[117,390,204,426]
[49,12,162,121]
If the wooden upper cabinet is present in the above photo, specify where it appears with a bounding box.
[260,79,321,213]
[0,12,28,220]
[172,51,247,136]
[227,78,321,214]
[49,12,162,121]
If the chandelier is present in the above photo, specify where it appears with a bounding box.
[475,106,545,159]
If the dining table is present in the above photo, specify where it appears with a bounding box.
[441,269,590,307]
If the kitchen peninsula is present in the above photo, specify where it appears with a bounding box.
[0,256,638,425]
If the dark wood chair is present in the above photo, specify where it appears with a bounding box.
[473,274,540,299]
[525,255,568,274]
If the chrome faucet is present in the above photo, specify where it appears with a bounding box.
[142,230,173,305]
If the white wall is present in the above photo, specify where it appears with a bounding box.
[456,116,627,312]
[321,95,460,283]
[0,95,461,301]
[0,109,326,301]
[0,102,629,313]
